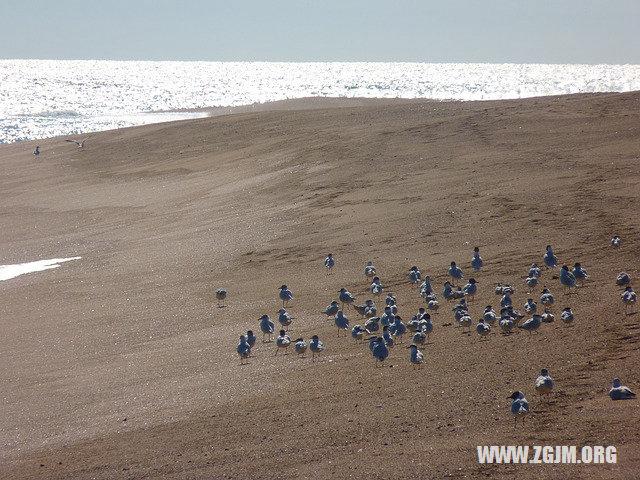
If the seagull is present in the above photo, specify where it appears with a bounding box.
[528,263,541,278]
[616,272,631,287]
[443,282,455,301]
[427,298,440,313]
[458,314,472,333]
[509,391,530,427]
[572,262,588,286]
[324,254,335,273]
[215,288,227,307]
[322,301,340,317]
[278,308,294,329]
[279,285,293,307]
[476,319,491,339]
[408,344,424,366]
[463,278,478,301]
[622,286,637,314]
[543,245,558,268]
[33,145,40,156]
[353,299,376,317]
[495,283,515,296]
[519,314,542,334]
[420,276,433,297]
[382,325,394,347]
[237,335,251,364]
[294,338,308,357]
[364,261,376,278]
[535,368,555,400]
[370,277,383,296]
[259,314,275,342]
[524,298,537,314]
[420,315,433,339]
[471,246,483,271]
[390,315,407,342]
[384,292,396,307]
[245,330,257,348]
[609,378,636,400]
[499,316,514,335]
[506,306,525,322]
[372,337,390,366]
[525,275,539,292]
[500,292,513,308]
[540,287,555,307]
[560,307,574,325]
[65,137,89,148]
[339,288,356,308]
[611,235,622,248]
[309,335,325,361]
[275,329,291,355]
[559,266,577,293]
[412,330,427,345]
[351,325,366,341]
[380,306,395,326]
[364,316,380,332]
[483,306,497,324]
[448,261,464,284]
[541,308,554,323]
[335,310,350,334]
[408,266,421,286]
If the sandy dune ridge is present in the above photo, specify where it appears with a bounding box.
[1,93,639,479]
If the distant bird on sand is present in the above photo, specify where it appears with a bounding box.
[245,330,257,348]
[351,325,366,341]
[278,308,293,329]
[309,335,325,361]
[524,298,537,314]
[463,278,478,300]
[476,319,491,339]
[535,368,555,399]
[559,265,577,292]
[237,335,251,364]
[408,344,424,366]
[364,261,376,278]
[525,275,539,292]
[275,330,291,355]
[572,263,588,286]
[279,285,293,307]
[33,146,40,156]
[215,288,227,307]
[443,282,455,301]
[408,266,421,286]
[339,287,356,307]
[609,378,636,400]
[483,306,497,324]
[65,137,89,148]
[519,314,542,334]
[471,246,483,271]
[611,235,622,248]
[370,277,383,296]
[259,314,275,342]
[335,310,350,334]
[294,338,307,357]
[448,261,464,283]
[540,288,555,306]
[324,254,335,273]
[544,245,558,268]
[371,337,389,365]
[616,272,631,287]
[560,307,574,325]
[509,391,530,427]
[622,286,637,314]
[528,263,541,278]
[323,301,340,317]
[499,316,514,335]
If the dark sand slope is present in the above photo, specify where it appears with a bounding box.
[1,93,639,479]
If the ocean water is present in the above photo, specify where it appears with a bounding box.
[1,60,639,143]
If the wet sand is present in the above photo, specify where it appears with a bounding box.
[1,93,639,479]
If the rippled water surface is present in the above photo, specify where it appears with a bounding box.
[2,60,639,143]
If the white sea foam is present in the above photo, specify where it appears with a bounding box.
[1,60,639,143]
[0,257,81,281]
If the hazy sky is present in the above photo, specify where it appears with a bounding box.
[1,0,639,63]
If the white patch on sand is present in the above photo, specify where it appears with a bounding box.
[0,257,81,281]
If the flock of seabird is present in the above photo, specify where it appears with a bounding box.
[229,235,636,426]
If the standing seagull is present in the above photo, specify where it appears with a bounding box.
[33,146,40,157]
[471,246,483,271]
[334,310,350,334]
[611,235,622,248]
[294,338,308,357]
[370,277,383,296]
[519,314,542,334]
[448,261,464,284]
[540,287,555,307]
[278,308,294,329]
[463,278,478,301]
[622,286,637,314]
[215,288,227,308]
[322,301,340,317]
[559,266,577,293]
[408,266,421,286]
[339,288,356,308]
[364,261,376,278]
[324,254,335,273]
[372,337,389,366]
[237,335,251,364]
[476,319,491,339]
[309,335,325,361]
[407,344,424,366]
[560,307,574,325]
[609,378,636,400]
[509,391,530,427]
[259,314,275,342]
[616,272,631,287]
[572,263,588,287]
[535,368,555,400]
[544,245,558,268]
[65,137,89,148]
[279,285,293,307]
[275,330,291,355]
